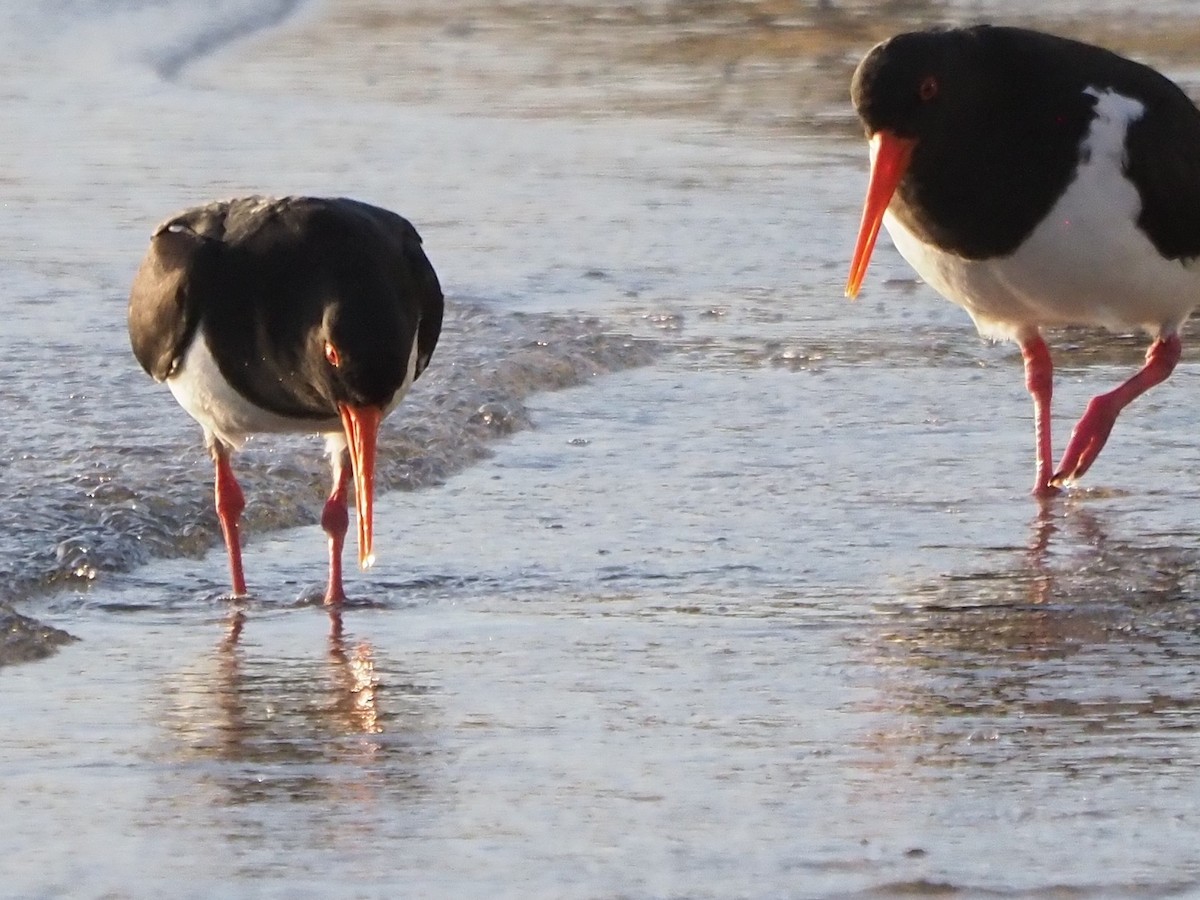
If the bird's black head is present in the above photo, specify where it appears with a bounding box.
[845,26,1017,295]
[313,298,413,411]
[851,27,988,141]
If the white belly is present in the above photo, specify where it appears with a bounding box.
[884,87,1200,342]
[167,329,335,448]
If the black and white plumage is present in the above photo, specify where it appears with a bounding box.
[846,26,1200,495]
[129,195,443,603]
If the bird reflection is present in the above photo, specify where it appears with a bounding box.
[885,500,1200,656]
[857,499,1200,772]
[162,607,433,809]
[326,615,383,737]
[222,603,246,649]
[224,600,342,648]
[1022,500,1059,607]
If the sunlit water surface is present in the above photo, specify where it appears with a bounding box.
[4,1,1200,896]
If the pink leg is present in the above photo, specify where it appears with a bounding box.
[1051,333,1181,486]
[1020,334,1059,497]
[322,448,351,606]
[212,442,248,597]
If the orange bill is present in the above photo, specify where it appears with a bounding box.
[845,131,917,298]
[339,403,383,570]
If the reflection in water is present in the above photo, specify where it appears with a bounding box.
[889,501,1200,652]
[326,614,383,737]
[223,604,246,650]
[858,501,1200,772]
[162,610,437,810]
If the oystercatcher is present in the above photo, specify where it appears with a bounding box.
[129,196,443,602]
[845,25,1200,495]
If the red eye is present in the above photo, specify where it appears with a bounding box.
[919,75,939,101]
[324,341,341,367]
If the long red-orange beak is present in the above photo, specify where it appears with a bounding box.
[845,130,917,299]
[339,403,383,570]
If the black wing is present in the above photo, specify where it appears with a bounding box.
[1122,77,1200,261]
[127,208,225,382]
[404,220,443,381]
[996,26,1200,261]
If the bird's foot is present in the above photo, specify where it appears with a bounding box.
[1050,394,1119,487]
[1031,480,1063,499]
[210,587,252,603]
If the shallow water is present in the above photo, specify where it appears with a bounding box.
[5,0,1200,896]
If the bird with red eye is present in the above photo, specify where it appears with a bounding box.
[324,340,341,368]
[846,24,1200,497]
[129,195,444,606]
